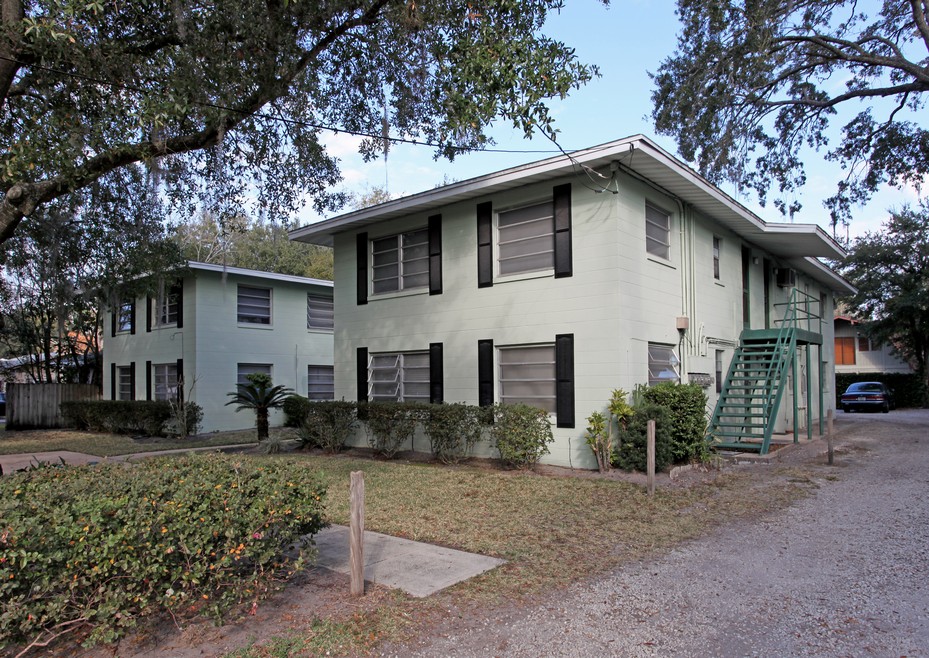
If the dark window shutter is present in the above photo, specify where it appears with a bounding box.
[356,233,368,305]
[553,184,573,278]
[176,358,184,402]
[110,362,116,399]
[129,361,137,401]
[555,333,575,428]
[357,347,368,402]
[146,296,153,332]
[477,202,493,288]
[175,280,184,328]
[478,339,494,407]
[146,360,152,400]
[129,300,136,335]
[428,214,443,295]
[429,342,444,404]
[110,310,117,338]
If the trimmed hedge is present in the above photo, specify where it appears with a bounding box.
[0,454,326,650]
[282,395,312,427]
[60,400,202,437]
[490,403,554,469]
[613,402,674,472]
[835,372,926,408]
[295,401,358,453]
[362,401,426,458]
[422,403,486,464]
[639,382,709,463]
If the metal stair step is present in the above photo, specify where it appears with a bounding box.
[713,441,764,452]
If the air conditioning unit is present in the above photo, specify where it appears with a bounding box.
[775,268,796,288]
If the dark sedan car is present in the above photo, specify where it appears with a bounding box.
[840,382,895,413]
[0,391,5,417]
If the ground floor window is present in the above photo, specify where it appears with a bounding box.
[368,351,429,402]
[715,349,724,394]
[117,366,133,400]
[498,344,556,414]
[648,343,680,386]
[237,363,272,386]
[308,365,335,400]
[153,363,179,401]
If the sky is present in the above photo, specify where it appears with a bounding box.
[298,0,925,242]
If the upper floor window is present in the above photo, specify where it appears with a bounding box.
[372,229,428,294]
[835,337,856,365]
[498,344,556,414]
[712,236,721,280]
[645,203,671,260]
[307,294,334,331]
[497,202,554,276]
[368,351,429,402]
[238,285,271,325]
[154,286,180,327]
[117,299,133,333]
[648,343,679,385]
[858,336,877,352]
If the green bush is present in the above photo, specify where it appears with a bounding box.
[490,403,554,469]
[362,402,424,458]
[835,372,926,408]
[282,395,312,427]
[422,403,486,464]
[613,402,674,472]
[640,382,709,463]
[296,401,358,453]
[60,400,203,437]
[0,454,326,650]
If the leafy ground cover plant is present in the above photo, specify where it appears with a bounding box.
[422,403,486,464]
[0,455,326,652]
[491,403,554,469]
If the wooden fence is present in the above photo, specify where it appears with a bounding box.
[4,383,100,430]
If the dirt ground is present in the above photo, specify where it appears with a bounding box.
[26,414,904,658]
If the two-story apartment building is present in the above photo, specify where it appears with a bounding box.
[834,315,913,375]
[103,261,334,432]
[291,136,854,468]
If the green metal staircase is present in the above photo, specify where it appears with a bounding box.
[707,288,821,455]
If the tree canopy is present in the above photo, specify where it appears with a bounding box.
[840,202,929,405]
[0,0,600,245]
[651,0,929,225]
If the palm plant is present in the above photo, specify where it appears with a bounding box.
[226,373,293,441]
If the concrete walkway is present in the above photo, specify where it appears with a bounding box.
[0,446,505,598]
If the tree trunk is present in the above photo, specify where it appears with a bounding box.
[257,408,269,441]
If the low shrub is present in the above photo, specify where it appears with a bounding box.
[0,454,326,650]
[296,401,358,453]
[490,403,554,469]
[613,402,674,472]
[422,403,486,464]
[362,402,424,458]
[639,382,709,463]
[60,400,203,437]
[282,395,312,427]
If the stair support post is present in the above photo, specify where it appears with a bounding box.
[806,346,813,441]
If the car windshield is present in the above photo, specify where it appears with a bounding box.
[847,383,883,393]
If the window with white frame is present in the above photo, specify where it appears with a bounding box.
[371,229,429,294]
[154,286,180,327]
[237,363,272,386]
[648,343,680,386]
[715,349,724,394]
[645,203,671,260]
[712,236,721,280]
[117,299,133,333]
[117,365,133,400]
[368,351,429,402]
[307,365,335,400]
[153,363,179,401]
[237,285,271,324]
[497,201,554,276]
[498,344,556,414]
[307,294,334,331]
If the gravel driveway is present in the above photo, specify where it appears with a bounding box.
[398,410,929,657]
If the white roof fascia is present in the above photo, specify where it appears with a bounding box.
[187,261,333,288]
[786,256,857,295]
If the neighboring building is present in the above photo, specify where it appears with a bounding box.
[103,261,334,432]
[290,135,854,468]
[834,315,913,375]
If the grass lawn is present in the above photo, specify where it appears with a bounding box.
[0,425,264,456]
[222,451,816,657]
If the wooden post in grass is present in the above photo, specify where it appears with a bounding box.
[826,409,834,466]
[349,471,365,597]
[647,420,656,496]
